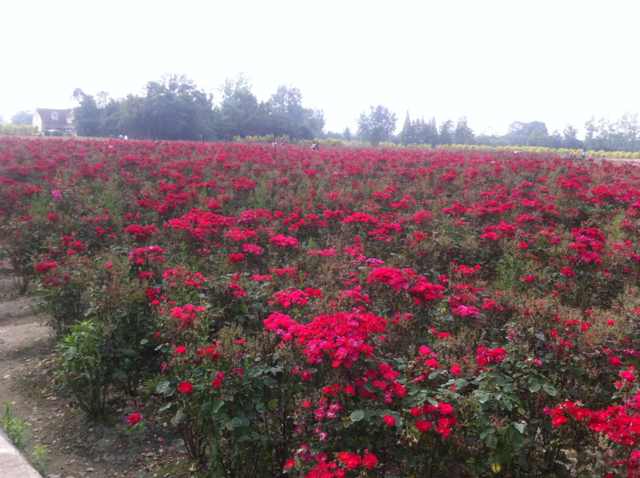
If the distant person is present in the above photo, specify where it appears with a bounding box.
[311,142,319,151]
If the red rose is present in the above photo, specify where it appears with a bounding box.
[416,420,432,432]
[450,363,462,376]
[126,411,142,426]
[337,451,361,470]
[211,371,225,389]
[35,260,58,273]
[383,415,396,427]
[362,451,379,470]
[177,380,193,395]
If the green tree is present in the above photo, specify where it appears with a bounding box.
[506,121,549,146]
[617,113,639,151]
[139,75,214,140]
[216,76,262,139]
[584,118,598,150]
[73,89,101,137]
[266,86,304,137]
[263,86,324,139]
[438,120,454,145]
[357,105,396,145]
[548,130,563,148]
[476,134,509,146]
[75,75,216,140]
[400,112,417,145]
[562,125,582,149]
[408,118,439,146]
[453,118,474,144]
[11,111,33,125]
[99,97,125,137]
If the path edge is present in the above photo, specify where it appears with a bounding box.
[0,428,42,477]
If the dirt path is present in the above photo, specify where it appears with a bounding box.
[0,269,190,478]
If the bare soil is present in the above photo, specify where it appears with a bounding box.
[0,267,194,478]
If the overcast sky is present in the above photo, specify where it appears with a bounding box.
[2,0,639,135]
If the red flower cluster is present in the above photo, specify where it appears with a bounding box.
[475,346,507,367]
[8,138,640,475]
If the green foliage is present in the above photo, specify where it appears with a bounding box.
[467,358,565,476]
[215,76,263,140]
[585,114,640,152]
[53,256,160,418]
[31,444,49,475]
[84,257,159,394]
[36,255,89,336]
[0,124,36,136]
[495,252,527,291]
[265,86,324,139]
[357,105,397,145]
[1,216,53,294]
[454,118,475,145]
[400,113,439,146]
[1,403,29,450]
[0,404,49,474]
[156,327,303,477]
[439,119,454,145]
[73,75,324,142]
[56,320,112,419]
[10,110,33,125]
[73,89,101,136]
[507,121,550,147]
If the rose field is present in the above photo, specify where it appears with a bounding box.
[3,137,640,477]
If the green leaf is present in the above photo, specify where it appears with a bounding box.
[475,391,491,404]
[543,383,557,397]
[155,380,171,395]
[171,408,185,427]
[350,410,365,422]
[226,416,249,430]
[211,399,225,414]
[513,421,527,434]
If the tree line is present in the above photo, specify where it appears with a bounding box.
[71,75,324,141]
[6,74,640,151]
[352,107,640,151]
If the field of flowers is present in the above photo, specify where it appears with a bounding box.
[2,137,640,477]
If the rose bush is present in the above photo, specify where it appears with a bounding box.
[2,137,640,476]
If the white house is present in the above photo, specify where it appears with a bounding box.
[32,109,75,135]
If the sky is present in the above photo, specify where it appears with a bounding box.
[2,0,640,136]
